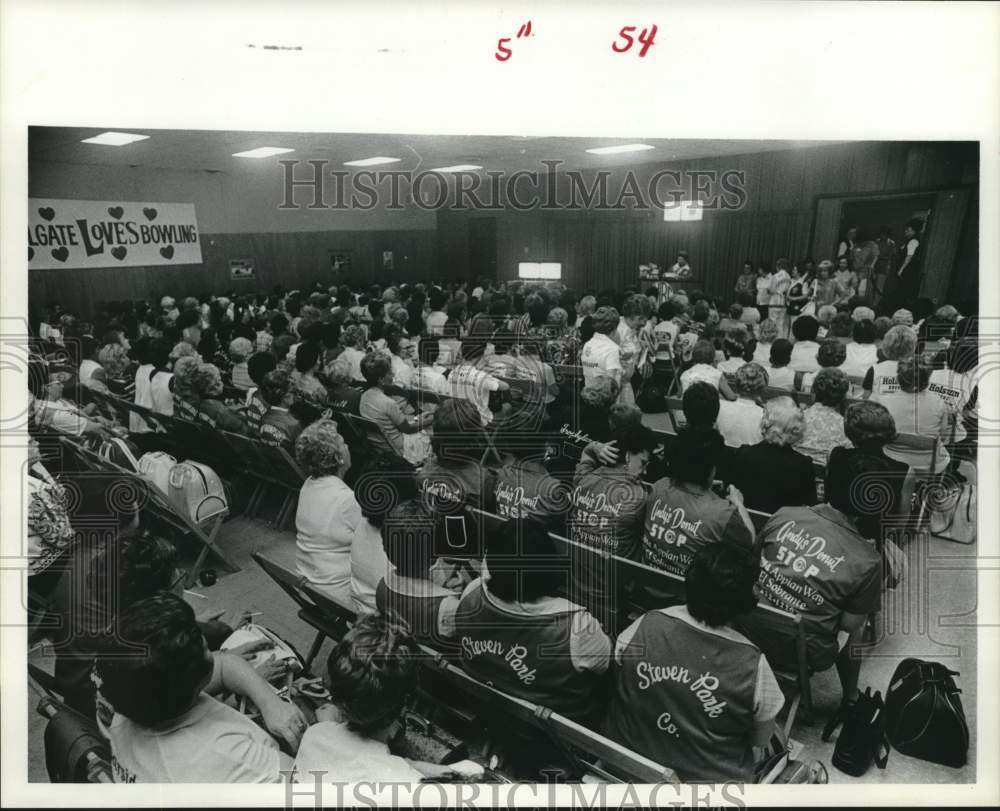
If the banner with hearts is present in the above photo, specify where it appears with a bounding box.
[28,198,203,269]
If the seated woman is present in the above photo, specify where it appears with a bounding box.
[96,593,308,783]
[228,337,255,390]
[643,425,754,579]
[764,338,795,390]
[294,418,360,608]
[579,306,624,390]
[717,324,752,375]
[726,396,818,513]
[799,339,848,394]
[417,398,496,558]
[324,355,363,415]
[605,543,783,783]
[192,362,248,434]
[375,499,470,649]
[455,518,611,724]
[788,315,822,373]
[493,413,570,531]
[410,336,450,396]
[569,422,656,631]
[546,375,620,475]
[841,318,879,378]
[244,351,277,433]
[171,355,202,422]
[338,324,369,384]
[349,453,417,615]
[863,324,917,398]
[716,362,769,447]
[28,358,111,438]
[746,447,887,709]
[795,368,853,465]
[878,354,963,475]
[291,340,329,402]
[751,318,779,364]
[294,614,483,781]
[258,367,303,450]
[358,351,433,465]
[680,339,737,400]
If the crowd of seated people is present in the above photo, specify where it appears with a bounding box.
[25,270,979,785]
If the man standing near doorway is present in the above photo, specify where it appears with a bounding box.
[883,218,925,313]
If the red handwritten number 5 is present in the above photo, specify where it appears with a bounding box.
[613,24,657,57]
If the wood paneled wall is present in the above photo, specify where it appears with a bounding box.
[29,230,437,315]
[438,141,979,302]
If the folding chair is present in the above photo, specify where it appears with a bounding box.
[734,603,813,735]
[218,431,272,520]
[418,646,679,784]
[252,551,357,671]
[884,432,939,528]
[747,508,773,534]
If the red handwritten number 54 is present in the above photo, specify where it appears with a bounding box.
[613,24,658,57]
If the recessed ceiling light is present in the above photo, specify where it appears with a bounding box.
[80,131,149,146]
[585,143,655,155]
[429,164,483,172]
[232,147,295,159]
[343,156,402,167]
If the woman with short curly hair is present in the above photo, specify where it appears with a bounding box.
[192,362,248,434]
[795,368,853,465]
[863,324,917,398]
[715,362,769,447]
[727,396,817,512]
[294,418,359,608]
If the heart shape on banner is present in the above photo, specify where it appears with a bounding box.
[111,246,128,261]
[39,207,56,221]
[108,206,124,219]
[142,207,158,221]
[51,246,69,262]
[159,245,175,259]
[29,247,35,260]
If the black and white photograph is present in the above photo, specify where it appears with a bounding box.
[2,2,997,809]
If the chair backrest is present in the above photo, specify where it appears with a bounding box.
[344,412,386,450]
[733,600,810,691]
[252,551,354,631]
[885,431,938,472]
[747,508,773,533]
[418,645,678,784]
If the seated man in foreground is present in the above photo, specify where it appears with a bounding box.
[96,592,306,783]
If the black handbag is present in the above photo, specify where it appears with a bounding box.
[885,658,969,768]
[822,687,890,777]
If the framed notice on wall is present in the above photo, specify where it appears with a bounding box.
[28,199,202,269]
[330,250,353,273]
[229,258,255,280]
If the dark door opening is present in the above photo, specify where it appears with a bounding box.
[468,217,497,285]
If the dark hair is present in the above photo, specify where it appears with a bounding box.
[96,592,212,727]
[325,612,419,731]
[492,327,515,355]
[382,499,437,578]
[247,351,278,386]
[148,337,173,369]
[897,354,931,393]
[682,382,720,428]
[667,426,726,485]
[606,422,657,459]
[354,453,418,528]
[430,398,485,460]
[817,339,846,368]
[844,401,896,448]
[259,367,291,406]
[852,319,876,344]
[419,337,440,365]
[686,543,759,626]
[791,316,820,342]
[361,352,391,385]
[88,533,179,615]
[769,338,792,367]
[691,339,715,366]
[295,341,322,374]
[812,368,850,408]
[485,518,564,602]
[269,313,289,335]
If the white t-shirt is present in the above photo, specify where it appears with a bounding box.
[294,721,424,783]
[447,362,502,425]
[425,310,448,335]
[108,693,290,783]
[130,363,156,433]
[789,340,821,373]
[580,333,622,387]
[680,363,723,391]
[841,343,879,379]
[928,368,976,413]
[765,365,796,390]
[296,475,362,608]
[717,398,764,447]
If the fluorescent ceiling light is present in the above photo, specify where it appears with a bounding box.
[80,131,149,146]
[429,164,482,172]
[232,147,295,158]
[664,200,703,222]
[343,156,402,167]
[586,143,655,155]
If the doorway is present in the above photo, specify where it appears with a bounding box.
[468,217,497,284]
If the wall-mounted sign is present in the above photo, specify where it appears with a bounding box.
[229,258,256,280]
[330,250,352,272]
[28,199,202,269]
[382,251,394,271]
